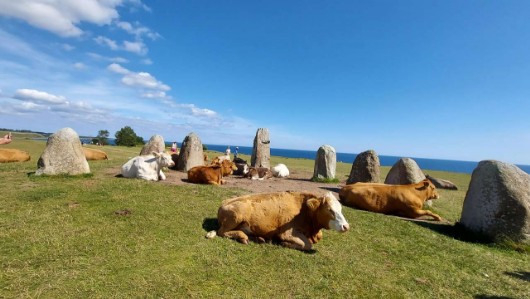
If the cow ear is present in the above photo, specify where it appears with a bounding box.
[152,151,160,157]
[306,198,321,211]
[417,180,429,190]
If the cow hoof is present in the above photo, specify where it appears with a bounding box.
[205,230,217,239]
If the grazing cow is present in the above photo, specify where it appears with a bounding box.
[0,149,31,163]
[244,167,273,180]
[272,163,289,178]
[121,152,174,181]
[83,147,108,160]
[206,191,350,251]
[339,179,442,221]
[425,174,458,190]
[188,165,224,185]
[232,157,249,176]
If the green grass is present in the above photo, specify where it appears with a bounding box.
[1,140,528,298]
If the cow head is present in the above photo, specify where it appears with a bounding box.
[220,159,238,176]
[417,179,439,200]
[307,192,349,232]
[153,152,175,168]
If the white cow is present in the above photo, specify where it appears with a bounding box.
[272,163,289,178]
[121,152,174,181]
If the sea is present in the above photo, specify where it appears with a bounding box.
[201,144,530,175]
[78,138,530,175]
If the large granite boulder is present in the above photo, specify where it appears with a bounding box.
[346,149,381,184]
[251,128,270,168]
[140,134,165,155]
[313,145,336,180]
[36,128,90,175]
[176,132,204,171]
[460,160,530,244]
[384,158,426,185]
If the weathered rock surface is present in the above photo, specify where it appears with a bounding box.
[313,145,336,180]
[460,160,530,244]
[140,134,165,155]
[384,158,425,185]
[36,128,90,175]
[425,174,458,190]
[251,128,270,168]
[176,132,204,171]
[346,149,381,184]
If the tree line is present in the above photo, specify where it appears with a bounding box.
[93,126,145,147]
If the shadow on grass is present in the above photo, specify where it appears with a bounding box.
[202,217,219,232]
[473,295,514,299]
[504,271,530,282]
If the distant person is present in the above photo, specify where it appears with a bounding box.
[234,146,239,158]
[0,132,12,145]
[171,142,177,153]
[225,146,231,156]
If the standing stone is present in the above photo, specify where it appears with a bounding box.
[140,134,165,155]
[251,128,270,168]
[313,145,336,180]
[384,157,426,185]
[347,150,381,184]
[460,160,530,244]
[176,132,204,171]
[36,128,90,176]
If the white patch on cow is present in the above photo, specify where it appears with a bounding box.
[242,164,249,174]
[325,192,350,232]
[272,163,289,178]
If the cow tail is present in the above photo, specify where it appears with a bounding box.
[205,230,217,239]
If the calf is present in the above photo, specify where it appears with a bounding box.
[244,167,273,180]
[272,163,289,178]
[339,179,442,221]
[83,147,108,160]
[206,191,349,251]
[232,157,249,176]
[187,165,224,185]
[0,149,31,163]
[121,152,174,181]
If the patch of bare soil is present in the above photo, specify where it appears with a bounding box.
[162,168,343,196]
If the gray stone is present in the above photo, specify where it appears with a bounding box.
[251,128,270,168]
[140,134,165,155]
[36,128,90,176]
[460,160,530,244]
[175,132,204,171]
[347,149,381,184]
[384,158,426,185]
[313,145,336,180]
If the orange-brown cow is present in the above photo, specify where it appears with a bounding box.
[211,159,238,176]
[206,191,350,251]
[0,148,31,163]
[188,165,224,185]
[83,147,108,160]
[338,179,442,221]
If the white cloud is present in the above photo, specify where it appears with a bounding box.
[94,36,119,50]
[14,89,67,104]
[73,62,85,69]
[142,91,167,99]
[62,44,75,51]
[107,63,169,92]
[123,40,147,55]
[0,0,122,37]
[107,63,130,75]
[87,52,129,64]
[116,21,161,40]
[141,58,153,65]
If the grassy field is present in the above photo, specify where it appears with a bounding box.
[1,140,528,298]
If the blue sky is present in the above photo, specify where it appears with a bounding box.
[1,1,529,164]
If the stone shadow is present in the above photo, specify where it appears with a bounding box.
[504,271,530,282]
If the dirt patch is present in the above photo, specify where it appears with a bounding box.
[162,168,343,196]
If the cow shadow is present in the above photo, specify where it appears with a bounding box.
[202,217,219,232]
[319,186,341,193]
[114,174,123,178]
[504,271,530,282]
[473,295,514,299]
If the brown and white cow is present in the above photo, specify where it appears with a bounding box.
[0,148,31,163]
[338,179,442,221]
[244,167,273,180]
[83,147,108,160]
[206,191,350,251]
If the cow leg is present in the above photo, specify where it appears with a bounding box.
[158,170,166,180]
[217,216,250,244]
[279,229,312,251]
[410,209,442,221]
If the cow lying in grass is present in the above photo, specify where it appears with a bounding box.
[206,191,350,251]
[338,179,442,221]
[121,152,174,181]
[83,147,108,160]
[0,149,31,163]
[188,160,237,185]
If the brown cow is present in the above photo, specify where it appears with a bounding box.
[244,167,273,180]
[188,165,224,185]
[211,159,238,176]
[206,191,350,251]
[338,179,442,221]
[83,147,108,160]
[0,148,31,163]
